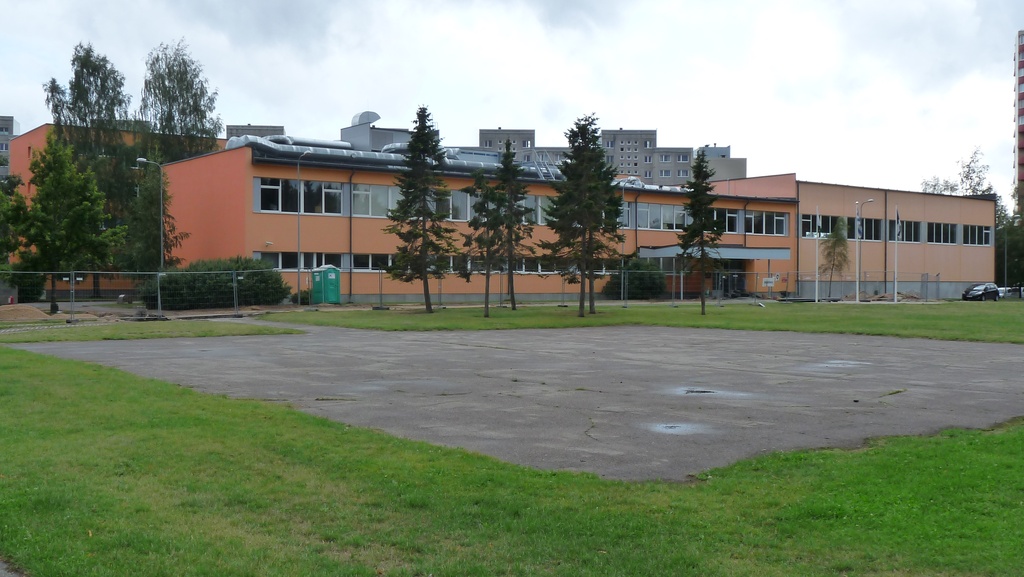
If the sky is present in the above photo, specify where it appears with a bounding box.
[3,0,1022,206]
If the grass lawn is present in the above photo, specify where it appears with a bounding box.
[0,320,301,343]
[266,299,1024,343]
[1,346,1021,576]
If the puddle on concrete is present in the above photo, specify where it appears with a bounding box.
[647,423,712,435]
[802,359,872,371]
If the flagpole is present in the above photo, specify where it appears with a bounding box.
[893,205,899,303]
[814,206,820,303]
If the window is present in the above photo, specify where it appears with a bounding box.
[715,208,740,233]
[799,214,842,237]
[259,178,298,212]
[745,211,788,235]
[888,220,921,242]
[660,154,671,162]
[677,169,689,178]
[643,170,652,178]
[605,140,614,148]
[927,222,957,244]
[522,140,531,148]
[848,218,882,241]
[0,143,8,151]
[962,224,991,246]
[619,201,630,228]
[258,253,301,270]
[659,169,671,177]
[607,155,615,164]
[0,127,8,134]
[677,154,689,163]
[483,139,493,148]
[352,184,399,217]
[447,190,470,221]
[644,140,652,148]
[643,155,652,163]
[300,181,344,215]
[523,194,550,225]
[352,254,393,270]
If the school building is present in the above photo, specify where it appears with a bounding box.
[9,123,996,303]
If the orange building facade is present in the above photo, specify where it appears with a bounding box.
[8,125,996,303]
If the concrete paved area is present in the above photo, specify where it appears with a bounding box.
[12,322,1024,481]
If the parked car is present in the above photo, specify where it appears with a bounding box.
[962,282,1000,301]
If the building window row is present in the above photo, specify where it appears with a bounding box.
[801,214,991,246]
[745,211,788,236]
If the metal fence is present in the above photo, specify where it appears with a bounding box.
[0,267,1003,315]
[0,269,292,318]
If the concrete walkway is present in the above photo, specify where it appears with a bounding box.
[12,322,1024,481]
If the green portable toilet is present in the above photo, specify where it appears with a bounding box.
[311,265,342,304]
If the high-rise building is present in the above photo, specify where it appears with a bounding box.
[0,116,19,178]
[1015,30,1024,213]
[473,126,744,186]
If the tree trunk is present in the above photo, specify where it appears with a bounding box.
[577,266,586,318]
[507,237,517,311]
[483,269,491,318]
[422,276,433,313]
[699,272,707,316]
[588,269,597,314]
[49,274,59,314]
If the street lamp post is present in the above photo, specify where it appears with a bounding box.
[296,150,312,306]
[136,158,164,319]
[620,179,627,308]
[854,198,874,303]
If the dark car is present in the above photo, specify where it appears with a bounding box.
[962,282,1000,301]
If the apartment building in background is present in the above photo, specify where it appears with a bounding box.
[1015,30,1024,213]
[475,127,747,187]
[0,116,19,178]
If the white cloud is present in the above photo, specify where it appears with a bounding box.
[2,0,1021,206]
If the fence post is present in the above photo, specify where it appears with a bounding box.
[232,270,240,316]
[623,268,628,308]
[68,270,77,324]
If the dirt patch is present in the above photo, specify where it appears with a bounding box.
[0,304,102,322]
[0,304,52,321]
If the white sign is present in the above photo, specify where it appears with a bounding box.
[762,277,775,288]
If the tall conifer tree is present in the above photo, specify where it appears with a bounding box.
[541,115,623,317]
[677,149,723,315]
[385,106,458,313]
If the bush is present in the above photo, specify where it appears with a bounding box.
[138,257,291,310]
[602,259,666,300]
[0,266,46,303]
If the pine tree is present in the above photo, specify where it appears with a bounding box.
[460,171,505,317]
[496,139,533,310]
[385,106,458,313]
[541,115,623,317]
[677,149,723,315]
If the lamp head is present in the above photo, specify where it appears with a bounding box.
[136,157,147,163]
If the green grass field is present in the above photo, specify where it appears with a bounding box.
[0,320,301,343]
[2,302,1023,575]
[266,299,1024,343]
[1,346,1021,576]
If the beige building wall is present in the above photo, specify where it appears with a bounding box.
[796,181,996,298]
